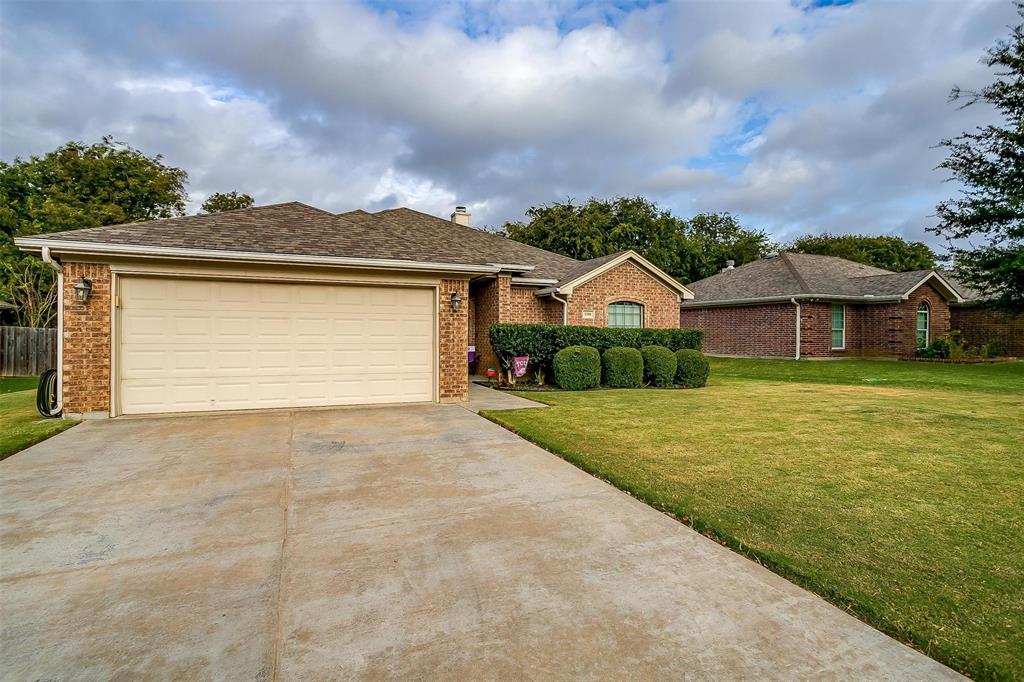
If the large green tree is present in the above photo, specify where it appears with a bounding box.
[787,233,938,272]
[932,2,1024,309]
[0,137,188,326]
[501,197,772,283]
[200,191,254,213]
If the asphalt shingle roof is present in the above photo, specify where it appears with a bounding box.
[24,202,581,280]
[683,252,950,305]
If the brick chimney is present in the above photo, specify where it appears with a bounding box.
[451,205,471,227]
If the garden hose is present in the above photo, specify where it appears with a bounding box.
[36,369,61,418]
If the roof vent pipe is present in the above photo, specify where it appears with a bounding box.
[451,205,471,227]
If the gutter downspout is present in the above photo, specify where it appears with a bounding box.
[551,292,569,325]
[42,247,63,414]
[790,297,800,360]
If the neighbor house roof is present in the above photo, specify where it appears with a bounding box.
[939,270,987,303]
[0,301,15,311]
[681,252,962,307]
[15,202,677,290]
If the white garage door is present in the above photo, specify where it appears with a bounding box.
[118,277,435,415]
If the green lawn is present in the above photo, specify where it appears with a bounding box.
[483,358,1024,680]
[0,377,77,461]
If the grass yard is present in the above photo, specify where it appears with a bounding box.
[0,377,77,461]
[484,358,1024,680]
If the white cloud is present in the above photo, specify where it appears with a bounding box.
[0,0,1018,245]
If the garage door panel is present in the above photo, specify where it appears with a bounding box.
[119,278,436,415]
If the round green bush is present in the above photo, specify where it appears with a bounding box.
[553,345,601,390]
[675,349,710,388]
[601,346,643,388]
[640,345,677,388]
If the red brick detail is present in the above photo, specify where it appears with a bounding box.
[509,285,562,324]
[680,303,797,357]
[566,261,679,328]
[62,262,111,415]
[951,305,1024,356]
[439,278,470,401]
[471,275,510,374]
[680,282,954,359]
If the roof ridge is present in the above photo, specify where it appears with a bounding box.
[778,252,811,294]
[375,207,581,265]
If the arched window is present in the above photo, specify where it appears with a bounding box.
[916,301,930,348]
[608,301,643,328]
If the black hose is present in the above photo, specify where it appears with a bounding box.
[36,369,61,418]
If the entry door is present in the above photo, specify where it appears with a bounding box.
[118,277,435,415]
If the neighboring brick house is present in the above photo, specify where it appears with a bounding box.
[942,271,1024,357]
[679,252,964,359]
[16,203,691,418]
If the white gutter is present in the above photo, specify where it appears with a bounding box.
[15,238,502,276]
[511,277,558,286]
[41,247,63,415]
[551,293,569,325]
[680,293,906,309]
[790,297,801,360]
[487,263,536,272]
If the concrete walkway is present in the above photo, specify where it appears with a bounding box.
[463,381,548,413]
[0,404,959,679]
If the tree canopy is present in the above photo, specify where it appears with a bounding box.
[932,2,1024,309]
[501,197,773,283]
[786,233,938,272]
[200,191,255,213]
[0,137,188,326]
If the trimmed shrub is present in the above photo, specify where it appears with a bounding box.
[602,347,644,388]
[675,349,710,388]
[553,346,601,390]
[490,323,702,379]
[641,345,677,387]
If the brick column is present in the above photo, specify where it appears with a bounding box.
[62,262,112,416]
[472,275,510,374]
[439,278,470,401]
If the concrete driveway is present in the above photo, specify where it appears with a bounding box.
[1,399,958,680]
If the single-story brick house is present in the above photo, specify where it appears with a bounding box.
[679,252,967,359]
[941,271,1024,357]
[16,203,691,418]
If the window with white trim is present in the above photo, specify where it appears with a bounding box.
[916,301,930,348]
[608,301,643,328]
[830,304,845,350]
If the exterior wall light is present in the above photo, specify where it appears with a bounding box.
[450,291,462,312]
[74,278,93,303]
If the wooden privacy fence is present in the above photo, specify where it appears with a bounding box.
[0,326,57,377]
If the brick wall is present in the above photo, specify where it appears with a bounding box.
[471,275,509,373]
[680,303,797,357]
[566,261,679,328]
[509,285,562,324]
[951,305,1024,356]
[894,283,950,357]
[62,262,111,415]
[438,278,470,401]
[680,284,954,360]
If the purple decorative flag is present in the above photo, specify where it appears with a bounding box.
[513,356,529,378]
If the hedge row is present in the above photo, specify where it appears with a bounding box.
[552,344,711,390]
[488,323,703,376]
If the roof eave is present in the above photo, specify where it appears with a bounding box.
[14,238,502,276]
[681,293,907,308]
[548,250,694,299]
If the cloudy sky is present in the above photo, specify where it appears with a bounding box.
[0,0,1017,247]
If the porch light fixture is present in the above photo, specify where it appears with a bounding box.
[450,291,462,312]
[73,278,93,303]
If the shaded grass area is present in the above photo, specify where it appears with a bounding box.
[709,355,1024,394]
[484,361,1024,679]
[0,376,38,394]
[0,378,76,461]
